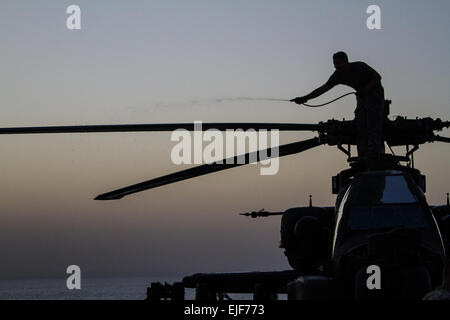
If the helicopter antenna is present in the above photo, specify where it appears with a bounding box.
[309,195,312,207]
[447,193,449,206]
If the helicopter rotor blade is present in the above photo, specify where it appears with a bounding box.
[0,123,320,134]
[95,137,323,200]
[434,135,450,143]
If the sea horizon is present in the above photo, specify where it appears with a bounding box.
[0,276,281,300]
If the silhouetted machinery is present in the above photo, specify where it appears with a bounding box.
[1,100,449,300]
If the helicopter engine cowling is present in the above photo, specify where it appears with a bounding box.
[280,207,334,272]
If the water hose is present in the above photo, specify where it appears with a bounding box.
[301,92,356,107]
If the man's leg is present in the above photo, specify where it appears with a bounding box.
[366,87,385,160]
[355,97,368,158]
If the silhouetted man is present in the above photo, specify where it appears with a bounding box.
[291,51,385,164]
[423,259,450,300]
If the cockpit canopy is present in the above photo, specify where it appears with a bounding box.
[346,172,419,206]
[333,171,444,257]
[344,172,428,232]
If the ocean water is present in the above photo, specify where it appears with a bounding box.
[0,277,281,300]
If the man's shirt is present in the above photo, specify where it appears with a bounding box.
[326,61,382,94]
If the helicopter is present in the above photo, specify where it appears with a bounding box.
[1,99,449,300]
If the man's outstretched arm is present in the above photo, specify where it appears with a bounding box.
[291,83,333,104]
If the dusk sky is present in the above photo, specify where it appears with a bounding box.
[1,0,449,280]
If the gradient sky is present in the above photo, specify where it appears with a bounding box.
[1,0,449,280]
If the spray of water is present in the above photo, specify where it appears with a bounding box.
[214,92,356,107]
[127,92,355,114]
[214,97,290,103]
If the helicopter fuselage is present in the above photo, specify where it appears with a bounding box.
[283,165,447,299]
[331,169,446,298]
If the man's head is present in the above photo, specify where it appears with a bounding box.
[333,51,349,70]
